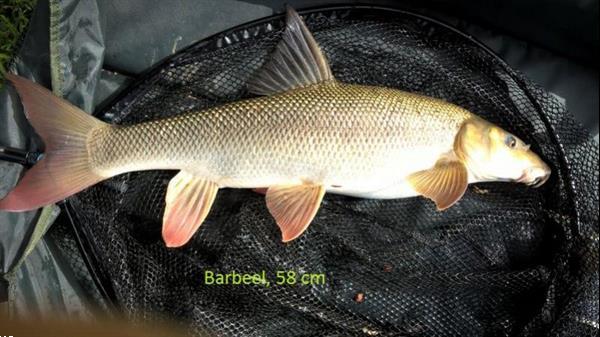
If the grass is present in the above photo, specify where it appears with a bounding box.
[0,0,36,87]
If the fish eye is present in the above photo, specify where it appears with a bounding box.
[505,135,517,149]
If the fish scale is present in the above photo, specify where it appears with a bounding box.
[90,82,472,193]
[0,7,550,247]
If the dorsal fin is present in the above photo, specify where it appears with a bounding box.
[247,6,334,95]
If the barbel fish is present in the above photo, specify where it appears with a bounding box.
[0,8,550,247]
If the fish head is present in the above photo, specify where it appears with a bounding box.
[456,118,551,187]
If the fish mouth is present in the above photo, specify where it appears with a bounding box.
[519,165,551,188]
[528,174,549,188]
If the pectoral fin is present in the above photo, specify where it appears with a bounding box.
[408,158,468,210]
[265,184,326,242]
[162,171,219,248]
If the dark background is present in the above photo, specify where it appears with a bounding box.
[1,0,598,329]
[98,0,599,137]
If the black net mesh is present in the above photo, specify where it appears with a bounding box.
[66,7,598,337]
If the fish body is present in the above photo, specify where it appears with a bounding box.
[0,7,551,247]
[91,82,471,198]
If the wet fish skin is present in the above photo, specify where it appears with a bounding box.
[0,7,551,247]
[90,82,472,196]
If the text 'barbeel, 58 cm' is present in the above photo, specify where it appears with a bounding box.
[203,270,326,287]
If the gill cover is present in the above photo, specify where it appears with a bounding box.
[454,117,550,185]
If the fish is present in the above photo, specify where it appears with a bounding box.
[0,7,550,247]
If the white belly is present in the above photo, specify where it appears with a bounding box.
[329,168,483,200]
[327,179,420,199]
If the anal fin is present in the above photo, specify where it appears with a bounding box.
[265,184,326,242]
[407,157,468,210]
[162,171,219,248]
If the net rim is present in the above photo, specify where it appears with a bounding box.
[69,4,583,308]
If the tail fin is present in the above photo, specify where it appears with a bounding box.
[0,74,108,211]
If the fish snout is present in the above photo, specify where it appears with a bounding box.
[520,163,551,188]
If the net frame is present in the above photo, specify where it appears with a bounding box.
[61,6,598,337]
